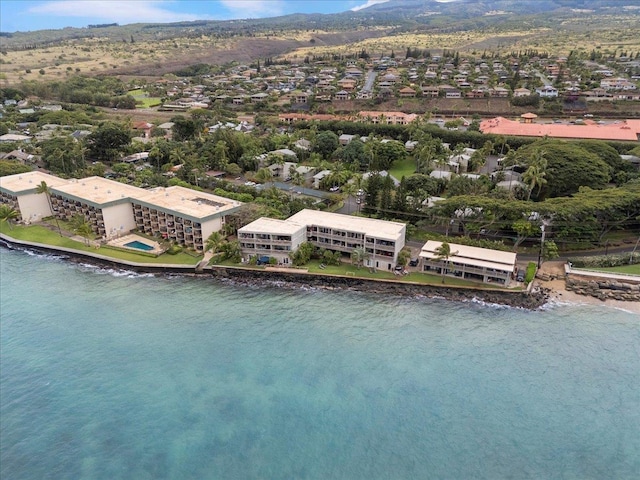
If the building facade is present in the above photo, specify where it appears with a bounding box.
[238,217,307,265]
[1,172,242,252]
[239,210,406,270]
[131,186,241,252]
[0,171,70,223]
[419,240,517,286]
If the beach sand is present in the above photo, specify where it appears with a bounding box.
[536,262,640,314]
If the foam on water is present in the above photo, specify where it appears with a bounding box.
[1,248,639,480]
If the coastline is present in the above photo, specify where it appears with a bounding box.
[1,233,547,310]
[534,262,640,314]
[4,233,638,312]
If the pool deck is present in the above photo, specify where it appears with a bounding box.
[108,234,164,255]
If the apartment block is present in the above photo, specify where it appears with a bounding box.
[1,173,243,252]
[238,217,307,265]
[419,241,517,286]
[132,186,241,252]
[239,209,406,270]
[0,171,70,223]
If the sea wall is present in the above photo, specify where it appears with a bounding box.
[565,277,640,302]
[210,266,549,309]
[0,235,197,274]
[1,234,548,309]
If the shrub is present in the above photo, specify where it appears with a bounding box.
[525,262,536,283]
[568,253,640,268]
[166,244,183,255]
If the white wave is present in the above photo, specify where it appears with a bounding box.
[75,262,155,278]
[14,246,68,262]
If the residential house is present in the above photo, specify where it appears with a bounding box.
[513,87,531,97]
[535,86,559,98]
[339,134,357,146]
[337,78,357,92]
[0,133,32,143]
[313,170,332,188]
[398,86,417,98]
[421,86,440,98]
[250,92,270,103]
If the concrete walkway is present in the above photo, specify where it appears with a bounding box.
[567,264,640,283]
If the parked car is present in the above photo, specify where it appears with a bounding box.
[516,269,525,282]
[409,258,419,267]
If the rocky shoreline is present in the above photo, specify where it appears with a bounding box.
[1,235,550,310]
[209,266,550,310]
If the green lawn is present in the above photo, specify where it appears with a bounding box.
[306,261,506,287]
[0,223,201,265]
[129,89,162,108]
[588,264,640,275]
[389,156,416,182]
[136,97,162,108]
[213,259,512,289]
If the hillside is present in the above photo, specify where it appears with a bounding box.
[0,0,638,84]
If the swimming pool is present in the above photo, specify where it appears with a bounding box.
[124,240,154,251]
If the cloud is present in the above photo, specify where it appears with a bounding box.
[28,1,205,24]
[351,0,389,12]
[218,0,285,18]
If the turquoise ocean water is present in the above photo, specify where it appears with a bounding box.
[1,247,639,479]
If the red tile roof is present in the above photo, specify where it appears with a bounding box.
[480,117,640,142]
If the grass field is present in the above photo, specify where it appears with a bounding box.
[0,223,201,265]
[588,264,640,275]
[389,157,416,182]
[211,258,513,289]
[128,88,163,108]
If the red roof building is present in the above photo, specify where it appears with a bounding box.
[480,117,640,142]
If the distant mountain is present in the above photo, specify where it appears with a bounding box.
[0,0,637,50]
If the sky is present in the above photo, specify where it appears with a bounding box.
[0,0,396,32]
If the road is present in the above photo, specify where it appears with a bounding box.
[361,70,377,94]
[262,181,330,199]
[337,195,364,215]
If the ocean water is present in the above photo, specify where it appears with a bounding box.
[1,247,639,480]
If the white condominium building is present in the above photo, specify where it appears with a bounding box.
[239,209,406,270]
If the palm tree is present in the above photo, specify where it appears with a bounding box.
[350,246,370,269]
[205,231,225,254]
[0,204,19,230]
[434,242,458,284]
[36,181,62,236]
[76,222,93,246]
[70,214,93,246]
[522,150,547,201]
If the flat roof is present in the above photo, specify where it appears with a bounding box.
[288,209,405,241]
[0,171,71,194]
[480,117,640,141]
[239,217,305,235]
[52,176,143,207]
[134,186,241,221]
[419,240,517,272]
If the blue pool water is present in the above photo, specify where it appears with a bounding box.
[124,240,154,251]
